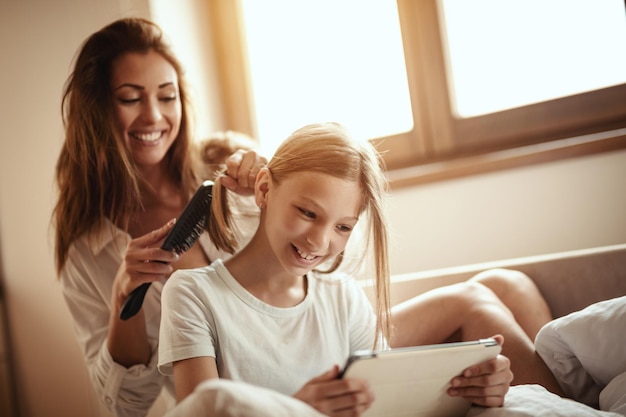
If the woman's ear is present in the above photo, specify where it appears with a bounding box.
[255,167,271,209]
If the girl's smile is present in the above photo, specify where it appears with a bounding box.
[293,244,319,262]
[260,170,361,278]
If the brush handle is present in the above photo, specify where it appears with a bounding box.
[119,283,151,320]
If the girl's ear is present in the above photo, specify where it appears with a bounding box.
[255,167,271,209]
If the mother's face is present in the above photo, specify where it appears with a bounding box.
[110,50,182,170]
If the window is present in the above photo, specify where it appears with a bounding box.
[207,0,626,187]
[440,0,626,118]
[239,0,413,158]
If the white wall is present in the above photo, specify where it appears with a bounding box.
[388,149,626,274]
[0,1,625,416]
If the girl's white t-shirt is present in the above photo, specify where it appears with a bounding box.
[158,259,377,395]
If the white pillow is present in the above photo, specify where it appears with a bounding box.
[535,296,626,410]
[164,379,325,417]
[600,371,626,415]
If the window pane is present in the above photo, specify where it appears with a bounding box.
[439,0,626,118]
[241,0,413,156]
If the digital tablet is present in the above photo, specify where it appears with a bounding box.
[340,338,501,417]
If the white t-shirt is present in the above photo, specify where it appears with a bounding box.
[158,259,378,395]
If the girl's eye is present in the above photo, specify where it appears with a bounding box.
[337,225,353,233]
[159,95,177,102]
[298,207,315,219]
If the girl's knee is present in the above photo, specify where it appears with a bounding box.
[469,268,535,296]
[450,281,504,309]
[470,268,532,284]
[450,282,518,333]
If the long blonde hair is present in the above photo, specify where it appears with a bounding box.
[53,18,198,276]
[208,122,392,345]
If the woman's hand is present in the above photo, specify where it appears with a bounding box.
[108,219,181,367]
[220,149,267,196]
[447,334,513,407]
[111,218,180,310]
[293,365,375,417]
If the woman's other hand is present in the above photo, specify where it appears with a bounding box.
[221,149,267,196]
[293,365,375,417]
[447,334,513,407]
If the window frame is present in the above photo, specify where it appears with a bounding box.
[208,0,626,187]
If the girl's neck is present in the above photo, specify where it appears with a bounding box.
[224,233,308,308]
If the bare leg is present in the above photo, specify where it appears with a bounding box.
[389,281,564,396]
[469,268,553,340]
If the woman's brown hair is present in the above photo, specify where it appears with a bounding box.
[53,18,197,275]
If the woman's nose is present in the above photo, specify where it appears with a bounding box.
[141,98,162,123]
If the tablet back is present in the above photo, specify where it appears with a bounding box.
[341,339,501,417]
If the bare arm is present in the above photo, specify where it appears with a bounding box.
[108,220,179,366]
[173,356,220,402]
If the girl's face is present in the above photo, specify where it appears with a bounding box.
[258,169,362,277]
[110,50,182,169]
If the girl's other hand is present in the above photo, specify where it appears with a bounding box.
[221,149,267,196]
[293,365,375,417]
[447,334,513,407]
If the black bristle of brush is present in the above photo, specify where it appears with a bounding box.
[119,180,214,321]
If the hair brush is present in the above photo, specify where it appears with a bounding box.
[119,180,214,320]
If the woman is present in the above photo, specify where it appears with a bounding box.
[53,18,264,417]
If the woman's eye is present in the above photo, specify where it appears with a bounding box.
[159,95,177,102]
[337,225,353,233]
[118,97,140,105]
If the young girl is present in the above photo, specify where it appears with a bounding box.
[158,122,512,416]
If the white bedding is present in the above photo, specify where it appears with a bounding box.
[164,379,325,417]
[467,385,622,417]
[166,380,621,417]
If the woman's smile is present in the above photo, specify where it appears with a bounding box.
[111,50,182,167]
[130,129,166,143]
[129,129,168,146]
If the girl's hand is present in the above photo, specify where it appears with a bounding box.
[447,334,513,407]
[221,149,267,196]
[293,365,375,417]
[112,219,180,310]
